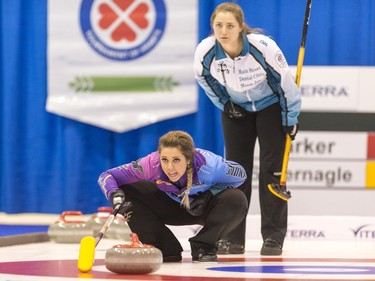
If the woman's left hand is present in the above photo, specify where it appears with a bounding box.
[186,190,213,216]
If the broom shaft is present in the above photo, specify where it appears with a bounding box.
[280,0,312,185]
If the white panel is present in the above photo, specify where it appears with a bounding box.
[289,66,375,113]
[254,131,368,160]
[358,67,375,112]
[253,131,368,188]
[296,66,359,112]
[290,131,368,160]
[251,161,365,188]
[286,160,365,188]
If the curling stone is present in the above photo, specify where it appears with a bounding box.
[48,211,93,243]
[86,207,131,241]
[105,233,162,274]
[86,207,116,238]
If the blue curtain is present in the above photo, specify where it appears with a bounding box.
[1,0,374,214]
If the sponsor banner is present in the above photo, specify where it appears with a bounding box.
[168,215,375,240]
[253,131,369,188]
[287,160,365,188]
[289,131,368,160]
[290,66,375,113]
[252,160,366,188]
[286,216,375,240]
[47,0,198,133]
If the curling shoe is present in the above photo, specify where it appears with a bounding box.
[260,238,282,256]
[192,248,217,262]
[163,255,182,262]
[216,240,245,254]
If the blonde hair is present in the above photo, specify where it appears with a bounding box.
[158,131,195,209]
[210,2,262,35]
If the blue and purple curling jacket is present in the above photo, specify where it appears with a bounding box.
[98,148,246,204]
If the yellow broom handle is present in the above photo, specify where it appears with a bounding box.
[280,44,305,185]
[280,135,292,186]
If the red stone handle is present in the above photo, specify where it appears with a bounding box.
[58,211,86,224]
[113,233,155,248]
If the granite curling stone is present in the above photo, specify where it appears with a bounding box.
[48,211,93,243]
[86,206,117,239]
[105,233,162,274]
[86,206,131,241]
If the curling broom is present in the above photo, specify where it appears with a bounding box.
[77,200,130,273]
[267,0,312,201]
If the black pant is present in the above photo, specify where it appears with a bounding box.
[120,181,248,256]
[221,102,288,246]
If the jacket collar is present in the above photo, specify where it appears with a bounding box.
[214,32,249,60]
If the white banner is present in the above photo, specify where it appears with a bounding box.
[289,66,375,113]
[168,215,375,240]
[290,131,368,160]
[47,0,198,132]
[253,131,369,188]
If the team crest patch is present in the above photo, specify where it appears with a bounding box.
[275,50,287,67]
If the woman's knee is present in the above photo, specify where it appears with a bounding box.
[217,189,248,212]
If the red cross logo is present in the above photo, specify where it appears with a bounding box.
[98,0,150,42]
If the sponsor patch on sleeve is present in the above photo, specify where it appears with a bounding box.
[275,50,287,68]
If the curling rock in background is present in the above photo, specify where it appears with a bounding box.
[48,211,93,243]
[86,206,131,241]
[105,233,162,274]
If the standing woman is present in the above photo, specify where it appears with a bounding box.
[98,130,248,262]
[194,2,301,255]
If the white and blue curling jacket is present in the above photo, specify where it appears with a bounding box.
[194,33,301,126]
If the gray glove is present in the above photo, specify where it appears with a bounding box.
[110,189,128,215]
[224,101,246,118]
[283,124,299,140]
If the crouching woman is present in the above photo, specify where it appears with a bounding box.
[98,130,248,262]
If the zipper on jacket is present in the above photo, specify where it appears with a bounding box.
[217,61,229,86]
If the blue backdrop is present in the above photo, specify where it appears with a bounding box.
[1,0,374,214]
